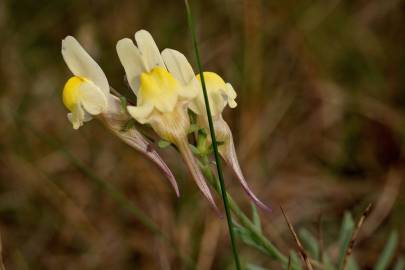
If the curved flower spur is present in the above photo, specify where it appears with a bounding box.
[116,30,219,212]
[61,36,179,196]
[189,73,271,212]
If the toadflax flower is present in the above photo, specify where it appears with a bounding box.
[116,30,218,211]
[190,72,271,212]
[61,36,179,196]
[62,36,109,130]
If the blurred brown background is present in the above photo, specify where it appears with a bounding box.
[0,0,404,269]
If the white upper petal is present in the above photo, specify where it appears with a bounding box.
[161,49,195,85]
[79,81,108,115]
[62,36,109,95]
[116,38,146,96]
[135,30,165,70]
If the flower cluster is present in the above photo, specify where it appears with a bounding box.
[61,30,269,212]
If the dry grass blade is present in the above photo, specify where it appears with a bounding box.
[341,203,373,270]
[280,206,314,270]
[287,255,292,270]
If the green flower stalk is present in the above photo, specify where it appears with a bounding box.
[189,72,271,212]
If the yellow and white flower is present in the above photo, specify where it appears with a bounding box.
[190,72,271,211]
[116,30,198,140]
[116,30,218,211]
[61,36,179,196]
[189,72,237,119]
[61,36,109,129]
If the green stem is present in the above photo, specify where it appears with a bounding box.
[184,1,241,269]
[200,162,288,264]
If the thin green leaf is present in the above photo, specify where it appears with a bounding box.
[233,222,268,255]
[393,257,405,270]
[158,140,171,149]
[338,212,355,269]
[299,228,320,260]
[289,251,303,270]
[374,231,399,270]
[323,254,336,270]
[251,202,262,233]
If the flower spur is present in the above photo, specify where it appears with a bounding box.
[190,72,271,212]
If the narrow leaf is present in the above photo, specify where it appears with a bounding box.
[251,202,262,233]
[299,229,320,260]
[338,212,355,269]
[322,254,336,270]
[233,222,268,255]
[290,251,303,270]
[374,231,398,270]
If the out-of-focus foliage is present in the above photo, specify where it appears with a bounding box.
[0,0,404,269]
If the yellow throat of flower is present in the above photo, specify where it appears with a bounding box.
[138,67,179,112]
[196,72,226,88]
[63,76,86,111]
[193,72,236,117]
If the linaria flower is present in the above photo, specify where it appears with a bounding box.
[190,72,271,211]
[61,36,179,196]
[62,36,109,130]
[116,30,218,211]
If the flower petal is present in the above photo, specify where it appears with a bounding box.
[135,30,165,70]
[67,103,85,129]
[192,72,230,116]
[79,81,108,115]
[137,67,179,113]
[116,38,146,95]
[62,36,109,95]
[161,49,195,85]
[225,83,237,108]
[127,103,154,124]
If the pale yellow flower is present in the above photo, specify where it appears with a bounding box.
[116,30,218,211]
[61,36,109,129]
[61,36,179,196]
[189,72,237,119]
[116,31,197,139]
[190,72,270,211]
